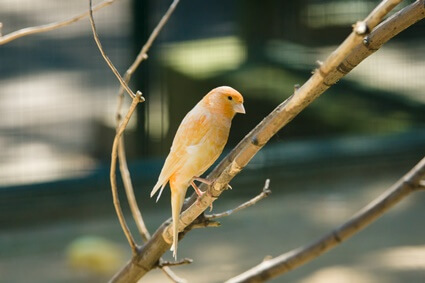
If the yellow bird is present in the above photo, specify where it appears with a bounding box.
[150,86,245,259]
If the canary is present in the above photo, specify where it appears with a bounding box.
[150,86,245,259]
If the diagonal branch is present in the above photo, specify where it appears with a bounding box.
[0,0,118,45]
[225,157,425,283]
[88,0,141,100]
[205,179,271,220]
[122,0,180,82]
[116,0,180,121]
[312,0,403,77]
[110,0,425,282]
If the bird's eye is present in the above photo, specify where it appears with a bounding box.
[227,96,232,101]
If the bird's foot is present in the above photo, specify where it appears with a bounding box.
[192,177,213,186]
[190,181,204,198]
[191,180,213,211]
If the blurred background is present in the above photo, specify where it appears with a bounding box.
[1,0,424,282]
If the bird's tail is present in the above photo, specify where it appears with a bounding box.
[170,186,186,259]
[150,180,167,202]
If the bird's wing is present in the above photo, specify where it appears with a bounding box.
[150,106,210,200]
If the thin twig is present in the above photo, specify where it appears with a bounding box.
[205,179,271,220]
[0,0,117,45]
[88,0,141,100]
[118,138,151,242]
[110,93,143,254]
[189,220,221,229]
[116,0,180,122]
[225,157,425,283]
[159,258,193,268]
[125,0,180,78]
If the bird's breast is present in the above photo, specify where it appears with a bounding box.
[173,116,231,185]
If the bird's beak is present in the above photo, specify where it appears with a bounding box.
[234,103,246,114]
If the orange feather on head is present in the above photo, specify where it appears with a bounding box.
[150,86,245,259]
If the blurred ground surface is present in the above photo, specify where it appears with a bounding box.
[1,156,424,283]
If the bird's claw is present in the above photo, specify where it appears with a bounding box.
[191,178,215,211]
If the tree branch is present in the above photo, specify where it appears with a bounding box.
[0,0,117,45]
[110,0,425,282]
[88,0,141,100]
[205,179,271,220]
[159,258,193,268]
[110,94,143,254]
[115,0,181,238]
[116,0,180,122]
[118,138,151,242]
[189,220,221,229]
[225,157,425,283]
[123,0,180,80]
[316,0,403,76]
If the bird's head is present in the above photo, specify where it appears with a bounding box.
[202,86,245,118]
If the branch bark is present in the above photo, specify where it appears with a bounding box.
[110,94,143,253]
[0,0,118,45]
[225,157,425,283]
[118,139,151,242]
[110,0,425,282]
